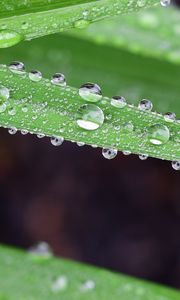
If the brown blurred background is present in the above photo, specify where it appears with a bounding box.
[0,127,180,288]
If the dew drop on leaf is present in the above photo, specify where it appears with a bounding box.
[110,96,127,108]
[138,99,153,111]
[102,148,117,159]
[0,30,23,48]
[51,275,68,293]
[160,0,171,6]
[79,83,102,102]
[29,70,42,82]
[80,280,96,292]
[0,86,10,101]
[163,112,176,122]
[148,124,170,145]
[28,241,53,261]
[139,154,148,160]
[171,160,180,171]
[50,136,64,146]
[76,104,104,130]
[74,19,90,29]
[9,61,25,74]
[51,73,66,86]
[8,127,17,135]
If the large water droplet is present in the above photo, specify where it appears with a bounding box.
[138,99,153,111]
[139,154,148,160]
[148,124,170,145]
[79,83,102,102]
[171,160,180,171]
[76,104,104,130]
[0,30,23,48]
[102,148,117,159]
[29,70,42,82]
[50,136,64,146]
[8,127,17,135]
[9,61,25,74]
[111,96,127,108]
[0,86,10,101]
[164,112,176,122]
[51,73,66,86]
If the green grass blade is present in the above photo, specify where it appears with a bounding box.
[70,6,180,64]
[0,245,180,300]
[0,63,179,162]
[0,0,159,47]
[1,34,180,115]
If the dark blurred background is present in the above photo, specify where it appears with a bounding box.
[0,128,180,287]
[0,0,180,291]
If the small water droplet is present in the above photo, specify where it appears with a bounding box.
[0,86,10,101]
[76,104,104,130]
[160,0,170,6]
[0,101,7,113]
[8,127,17,135]
[137,0,146,7]
[171,160,180,171]
[77,141,85,146]
[22,104,28,112]
[74,19,90,29]
[21,129,28,135]
[37,133,45,138]
[80,280,96,292]
[28,241,53,260]
[9,61,25,74]
[139,154,148,160]
[51,73,66,86]
[122,151,131,155]
[138,99,153,111]
[148,124,170,145]
[8,107,16,115]
[0,30,23,48]
[102,148,117,159]
[50,136,64,146]
[111,96,127,108]
[164,112,176,122]
[51,276,68,292]
[79,83,102,102]
[29,70,42,82]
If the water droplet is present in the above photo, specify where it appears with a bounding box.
[28,241,53,260]
[76,104,104,130]
[77,141,85,146]
[80,280,96,292]
[0,86,10,101]
[51,276,68,292]
[0,102,7,113]
[102,148,117,159]
[51,73,66,86]
[138,99,153,111]
[160,0,170,6]
[164,112,176,122]
[50,136,64,146]
[148,124,170,145]
[8,127,17,135]
[29,70,42,82]
[21,129,28,135]
[9,61,25,74]
[0,30,23,48]
[111,96,127,108]
[122,151,131,155]
[37,133,45,138]
[21,21,29,30]
[139,154,148,160]
[8,107,16,116]
[137,0,146,7]
[22,104,28,112]
[74,19,90,29]
[79,83,102,102]
[171,160,180,171]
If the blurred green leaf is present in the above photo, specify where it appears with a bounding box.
[0,245,180,300]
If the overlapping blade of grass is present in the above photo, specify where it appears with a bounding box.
[70,6,180,64]
[0,0,159,47]
[0,64,179,161]
[1,33,180,114]
[0,245,180,300]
